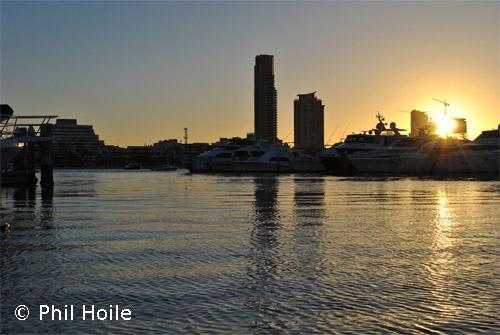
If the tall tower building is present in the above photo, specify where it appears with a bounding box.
[410,110,430,137]
[294,92,324,153]
[254,55,277,143]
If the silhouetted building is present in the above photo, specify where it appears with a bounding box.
[254,55,277,143]
[52,119,105,165]
[151,139,210,167]
[410,110,430,137]
[294,92,324,153]
[453,118,467,136]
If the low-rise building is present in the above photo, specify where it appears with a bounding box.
[52,119,105,166]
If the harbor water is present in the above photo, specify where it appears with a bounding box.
[1,170,499,334]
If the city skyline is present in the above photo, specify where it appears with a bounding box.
[1,1,498,147]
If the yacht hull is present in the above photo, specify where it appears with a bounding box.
[406,152,499,174]
[352,151,499,175]
[319,155,356,175]
[189,159,325,173]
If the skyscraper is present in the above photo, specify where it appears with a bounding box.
[410,110,430,137]
[254,55,277,143]
[294,92,324,153]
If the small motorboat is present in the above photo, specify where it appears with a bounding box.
[150,165,178,171]
[123,162,141,170]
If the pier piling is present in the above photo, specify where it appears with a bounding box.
[40,124,54,188]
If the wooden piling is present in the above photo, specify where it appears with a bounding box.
[40,124,54,188]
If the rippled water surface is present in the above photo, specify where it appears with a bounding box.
[1,170,499,334]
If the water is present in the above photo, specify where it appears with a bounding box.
[1,170,499,334]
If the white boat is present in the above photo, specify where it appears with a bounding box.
[349,136,438,174]
[351,127,499,175]
[189,137,324,173]
[320,113,408,174]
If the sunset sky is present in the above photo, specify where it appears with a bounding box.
[1,1,498,147]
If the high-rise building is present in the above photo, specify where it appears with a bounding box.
[254,55,277,143]
[294,92,324,153]
[410,110,430,137]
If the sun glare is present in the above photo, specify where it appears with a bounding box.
[434,114,457,137]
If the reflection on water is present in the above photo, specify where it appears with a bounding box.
[246,177,282,331]
[426,189,459,320]
[1,186,54,231]
[250,176,280,274]
[292,177,326,280]
[1,171,498,334]
[433,189,456,250]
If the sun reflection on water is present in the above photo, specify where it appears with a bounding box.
[426,189,460,318]
[433,190,455,250]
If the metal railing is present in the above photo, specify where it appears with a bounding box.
[0,114,58,139]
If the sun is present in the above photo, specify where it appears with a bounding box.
[434,114,456,137]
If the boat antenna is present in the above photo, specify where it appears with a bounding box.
[432,98,450,115]
[326,126,338,146]
[376,111,385,123]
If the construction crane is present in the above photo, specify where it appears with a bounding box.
[433,98,450,115]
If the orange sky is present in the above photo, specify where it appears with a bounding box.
[2,1,498,147]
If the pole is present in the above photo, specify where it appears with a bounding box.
[40,124,54,188]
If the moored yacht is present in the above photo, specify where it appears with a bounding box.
[189,137,324,173]
[320,113,408,175]
[349,136,458,174]
[351,127,499,175]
